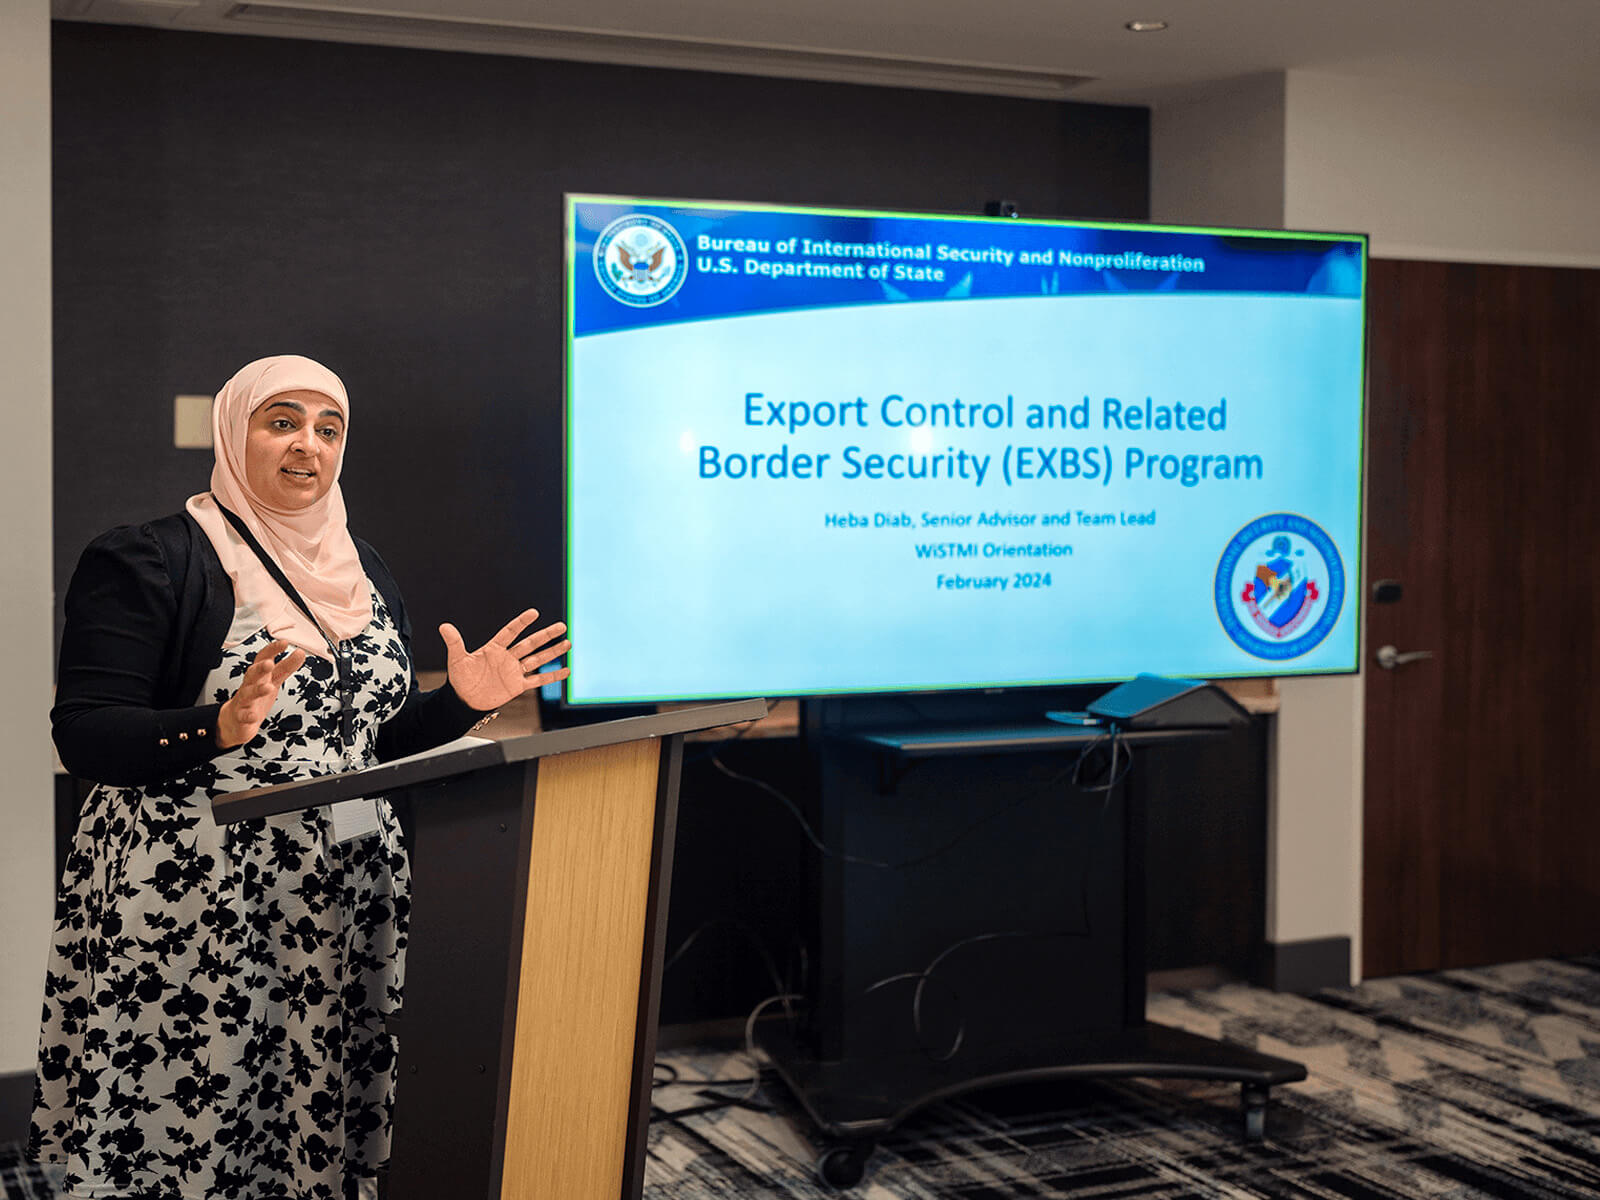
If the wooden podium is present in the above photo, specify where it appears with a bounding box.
[211,699,767,1200]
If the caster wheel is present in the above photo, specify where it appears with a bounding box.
[816,1143,871,1189]
[1241,1082,1268,1143]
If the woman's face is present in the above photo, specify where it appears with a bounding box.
[244,389,345,510]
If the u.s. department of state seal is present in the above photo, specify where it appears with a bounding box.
[1214,513,1345,660]
[593,214,688,307]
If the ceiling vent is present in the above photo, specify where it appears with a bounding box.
[220,2,1093,99]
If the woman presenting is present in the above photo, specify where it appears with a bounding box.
[30,355,569,1199]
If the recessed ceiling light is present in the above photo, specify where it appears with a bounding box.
[1124,20,1169,32]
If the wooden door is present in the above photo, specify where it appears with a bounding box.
[1362,258,1600,978]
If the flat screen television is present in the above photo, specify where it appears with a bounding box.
[563,194,1366,706]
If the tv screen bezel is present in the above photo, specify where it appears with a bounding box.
[560,192,1369,707]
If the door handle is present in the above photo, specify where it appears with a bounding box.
[1375,644,1433,670]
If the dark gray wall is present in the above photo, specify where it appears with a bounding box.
[51,21,1149,666]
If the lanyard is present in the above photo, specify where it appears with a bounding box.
[214,498,357,748]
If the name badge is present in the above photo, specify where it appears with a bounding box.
[328,798,381,844]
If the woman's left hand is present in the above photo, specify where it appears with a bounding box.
[439,608,571,712]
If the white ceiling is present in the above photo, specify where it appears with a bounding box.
[54,0,1600,107]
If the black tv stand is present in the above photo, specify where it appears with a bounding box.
[755,705,1304,1188]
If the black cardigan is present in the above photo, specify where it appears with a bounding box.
[52,512,483,787]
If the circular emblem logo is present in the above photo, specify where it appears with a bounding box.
[1214,513,1345,660]
[593,214,688,307]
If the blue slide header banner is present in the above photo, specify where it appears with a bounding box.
[569,195,1366,339]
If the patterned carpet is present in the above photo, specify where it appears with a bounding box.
[644,956,1600,1198]
[8,956,1600,1198]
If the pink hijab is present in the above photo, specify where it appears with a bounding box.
[185,355,372,658]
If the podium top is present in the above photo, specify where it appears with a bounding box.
[212,698,768,825]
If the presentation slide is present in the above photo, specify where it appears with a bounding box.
[565,196,1366,704]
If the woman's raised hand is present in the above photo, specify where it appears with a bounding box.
[439,608,572,712]
[216,639,306,748]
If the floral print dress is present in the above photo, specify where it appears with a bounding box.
[31,590,415,1200]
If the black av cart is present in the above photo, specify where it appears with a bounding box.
[754,682,1305,1188]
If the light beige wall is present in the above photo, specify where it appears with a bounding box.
[1150,75,1364,967]
[1265,676,1363,958]
[1270,69,1600,969]
[0,0,55,1075]
[1152,67,1600,984]
[1150,73,1286,231]
[1285,71,1600,268]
